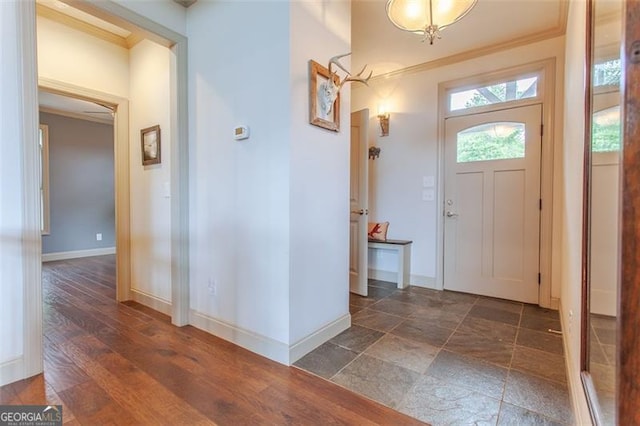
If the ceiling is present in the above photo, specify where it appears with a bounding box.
[37,0,567,116]
[352,0,567,76]
[39,91,114,123]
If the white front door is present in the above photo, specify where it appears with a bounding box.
[349,109,369,296]
[443,104,542,303]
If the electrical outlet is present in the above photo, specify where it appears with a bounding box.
[207,278,217,297]
[568,309,573,334]
[96,233,102,241]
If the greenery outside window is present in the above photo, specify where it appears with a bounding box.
[450,76,539,111]
[457,122,525,163]
[592,105,621,152]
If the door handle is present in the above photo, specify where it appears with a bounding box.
[351,209,365,215]
[446,211,458,218]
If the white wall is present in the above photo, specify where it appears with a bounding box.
[352,37,566,296]
[187,1,292,347]
[1,0,41,386]
[38,15,175,310]
[129,39,173,306]
[113,0,186,36]
[1,0,26,372]
[560,0,592,422]
[37,16,129,98]
[187,0,351,362]
[289,1,351,345]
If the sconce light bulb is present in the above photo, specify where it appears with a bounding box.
[377,104,389,118]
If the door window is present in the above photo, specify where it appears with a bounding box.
[457,122,525,163]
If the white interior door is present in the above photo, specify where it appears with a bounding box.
[350,109,369,296]
[444,104,542,303]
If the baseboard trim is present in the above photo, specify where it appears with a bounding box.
[368,269,437,289]
[289,314,351,364]
[130,289,171,316]
[0,356,43,386]
[42,247,115,262]
[189,310,351,366]
[190,310,290,365]
[408,274,437,289]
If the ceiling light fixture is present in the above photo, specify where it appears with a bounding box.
[386,0,477,45]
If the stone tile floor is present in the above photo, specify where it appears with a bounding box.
[294,280,574,425]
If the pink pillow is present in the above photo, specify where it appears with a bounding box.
[368,222,389,241]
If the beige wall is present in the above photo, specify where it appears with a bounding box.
[37,16,173,311]
[37,16,129,98]
[561,0,592,422]
[128,39,173,309]
[352,36,566,303]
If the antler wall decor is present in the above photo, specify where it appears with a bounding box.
[323,53,372,116]
[309,53,372,132]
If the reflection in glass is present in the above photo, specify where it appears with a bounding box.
[586,0,621,423]
[592,106,621,152]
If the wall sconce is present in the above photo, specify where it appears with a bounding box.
[377,104,390,137]
[369,146,381,160]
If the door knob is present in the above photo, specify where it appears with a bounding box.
[446,211,458,218]
[351,209,365,215]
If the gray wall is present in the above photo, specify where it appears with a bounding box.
[40,112,115,254]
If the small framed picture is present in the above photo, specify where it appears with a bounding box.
[309,60,341,132]
[141,125,161,166]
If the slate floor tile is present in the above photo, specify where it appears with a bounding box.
[369,298,421,317]
[476,297,524,314]
[497,402,565,426]
[293,342,358,379]
[517,328,564,355]
[296,281,572,425]
[332,354,419,408]
[444,327,514,367]
[391,318,453,347]
[352,309,404,333]
[503,370,572,424]
[364,334,439,373]
[424,350,508,399]
[511,346,567,384]
[399,375,501,425]
[329,325,384,353]
[408,306,465,330]
[469,305,521,326]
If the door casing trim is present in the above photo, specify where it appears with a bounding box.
[436,58,556,308]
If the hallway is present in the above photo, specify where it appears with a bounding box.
[295,280,573,425]
[0,256,421,425]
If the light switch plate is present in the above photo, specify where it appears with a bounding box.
[422,189,435,201]
[423,176,435,187]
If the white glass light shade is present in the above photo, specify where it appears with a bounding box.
[386,0,477,43]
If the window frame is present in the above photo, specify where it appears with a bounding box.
[445,70,544,118]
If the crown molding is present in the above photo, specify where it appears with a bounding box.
[36,3,129,48]
[366,0,569,83]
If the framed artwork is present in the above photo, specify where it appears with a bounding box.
[309,60,341,132]
[141,125,161,166]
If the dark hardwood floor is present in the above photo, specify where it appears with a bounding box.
[1,256,424,425]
